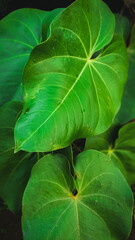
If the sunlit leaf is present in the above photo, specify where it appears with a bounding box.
[15,0,128,152]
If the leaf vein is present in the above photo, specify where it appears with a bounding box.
[80,172,113,193]
[16,62,88,150]
[58,26,88,57]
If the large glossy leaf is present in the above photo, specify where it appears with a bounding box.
[0,101,37,213]
[14,0,128,153]
[22,150,133,240]
[85,121,135,185]
[0,8,64,105]
[116,24,135,123]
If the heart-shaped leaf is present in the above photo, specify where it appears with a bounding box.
[14,0,128,153]
[116,24,135,123]
[0,101,37,213]
[22,150,133,240]
[0,8,63,105]
[85,121,135,185]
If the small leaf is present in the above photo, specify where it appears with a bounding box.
[15,0,128,153]
[22,150,133,240]
[85,123,120,154]
[0,101,37,213]
[116,24,135,123]
[85,121,135,185]
[115,121,135,185]
[0,8,63,105]
[115,14,130,41]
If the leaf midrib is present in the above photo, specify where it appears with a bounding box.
[16,61,88,150]
[16,50,119,150]
[16,8,119,150]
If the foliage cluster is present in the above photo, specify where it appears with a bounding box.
[0,0,135,239]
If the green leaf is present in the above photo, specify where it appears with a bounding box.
[85,121,135,185]
[116,24,135,123]
[15,0,128,153]
[55,145,74,173]
[85,123,120,153]
[0,101,37,213]
[22,150,133,240]
[0,8,63,105]
[115,14,130,41]
[114,121,135,185]
[42,8,65,41]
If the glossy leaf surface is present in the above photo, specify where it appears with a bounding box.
[0,102,37,213]
[15,0,128,152]
[22,150,133,240]
[85,121,135,185]
[116,24,135,123]
[0,8,63,105]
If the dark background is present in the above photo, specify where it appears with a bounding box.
[0,0,124,20]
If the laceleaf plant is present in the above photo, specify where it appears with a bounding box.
[0,0,134,239]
